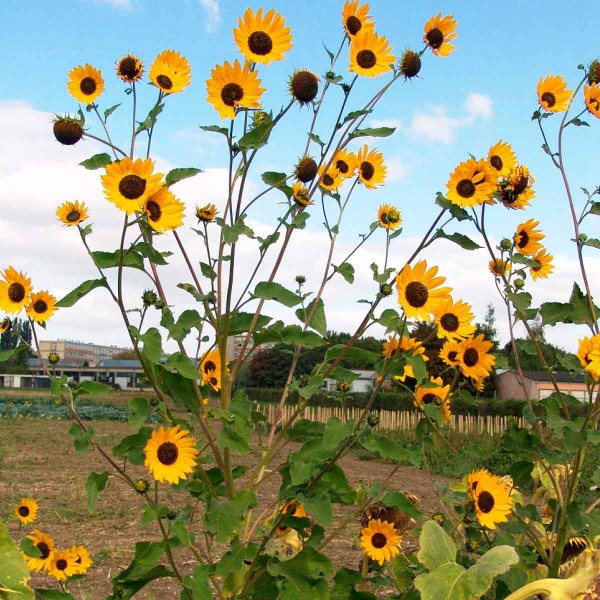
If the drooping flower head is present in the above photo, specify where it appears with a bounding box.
[514,219,545,257]
[414,376,451,423]
[360,519,401,565]
[14,498,38,524]
[399,49,422,79]
[342,1,375,37]
[423,13,457,57]
[144,425,199,484]
[292,182,313,206]
[149,50,191,94]
[317,164,343,192]
[489,258,511,278]
[458,334,495,380]
[196,203,218,222]
[377,204,402,230]
[0,267,32,314]
[349,30,396,78]
[356,145,386,189]
[498,165,535,209]
[67,64,104,104]
[289,69,319,104]
[25,529,55,572]
[472,471,514,529]
[116,54,143,83]
[70,545,93,575]
[206,59,265,119]
[295,156,318,183]
[537,74,573,113]
[433,298,476,341]
[584,83,600,119]
[53,116,84,146]
[487,140,517,179]
[56,200,88,227]
[234,8,293,64]
[0,316,11,334]
[275,500,308,536]
[26,291,58,324]
[529,248,554,280]
[143,188,185,233]
[446,158,496,208]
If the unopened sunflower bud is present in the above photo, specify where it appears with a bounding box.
[379,283,393,297]
[432,512,445,525]
[48,352,60,366]
[341,83,351,94]
[500,238,512,251]
[53,117,84,146]
[578,233,588,243]
[367,413,379,427]
[588,60,600,85]
[142,289,159,307]
[465,539,478,552]
[295,275,306,285]
[337,381,351,393]
[514,278,525,290]
[134,478,150,494]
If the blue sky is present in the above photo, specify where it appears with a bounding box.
[1,0,599,351]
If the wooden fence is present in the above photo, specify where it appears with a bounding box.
[254,403,526,436]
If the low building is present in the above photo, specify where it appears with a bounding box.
[496,370,587,401]
[323,370,378,393]
[38,339,133,367]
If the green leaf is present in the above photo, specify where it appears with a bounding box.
[569,117,589,127]
[261,171,288,187]
[267,546,333,596]
[308,133,325,148]
[333,262,355,284]
[415,564,468,600]
[112,428,152,465]
[33,590,75,600]
[128,397,151,428]
[258,232,281,253]
[79,152,112,170]
[163,353,200,380]
[341,109,372,125]
[0,523,35,599]
[140,328,162,364]
[91,249,144,270]
[583,237,600,250]
[512,253,541,267]
[464,546,520,598]
[406,354,427,382]
[205,491,257,543]
[200,124,228,136]
[436,229,482,250]
[434,193,471,221]
[253,282,303,307]
[292,211,310,229]
[381,491,422,519]
[85,471,109,512]
[76,380,113,396]
[361,434,410,463]
[221,215,255,244]
[238,120,274,150]
[178,282,214,303]
[289,375,325,399]
[228,312,272,335]
[418,521,456,571]
[165,167,202,186]
[56,278,107,308]
[133,242,171,265]
[136,102,164,134]
[68,423,93,452]
[331,568,375,600]
[349,126,395,139]
[569,282,600,326]
[590,202,600,215]
[295,298,327,336]
[104,103,121,119]
[540,302,573,326]
[507,291,532,313]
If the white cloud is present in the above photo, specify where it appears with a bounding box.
[95,0,135,10]
[369,118,403,131]
[465,93,493,119]
[199,0,221,33]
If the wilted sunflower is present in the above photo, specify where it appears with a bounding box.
[69,545,93,575]
[577,335,600,381]
[53,116,84,146]
[378,204,402,230]
[199,348,226,392]
[472,471,513,529]
[396,260,452,321]
[144,425,199,484]
[149,50,191,94]
[514,219,545,257]
[488,258,511,278]
[487,140,517,179]
[0,316,11,333]
[289,69,319,104]
[498,164,535,209]
[102,157,164,215]
[234,8,293,64]
[349,30,396,78]
[342,0,375,37]
[332,149,357,179]
[292,182,313,206]
[446,158,497,208]
[423,13,457,57]
[317,164,342,192]
[360,519,401,565]
[357,145,386,189]
[467,467,491,501]
[433,298,475,341]
[206,59,265,119]
[26,291,58,324]
[276,500,308,536]
[458,334,495,380]
[26,529,55,572]
[144,188,185,233]
[295,156,318,183]
[537,74,573,113]
[116,54,144,83]
[382,335,428,382]
[530,248,554,280]
[584,83,600,119]
[56,200,88,226]
[14,497,38,524]
[48,550,79,582]
[399,49,422,79]
[439,339,461,368]
[196,203,218,222]
[67,64,104,104]
[0,266,32,314]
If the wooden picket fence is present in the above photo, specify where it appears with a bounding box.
[254,403,525,436]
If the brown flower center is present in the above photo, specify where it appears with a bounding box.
[296,158,318,182]
[119,57,141,81]
[203,360,217,373]
[541,91,556,108]
[157,441,179,465]
[53,120,83,145]
[37,542,51,560]
[209,376,218,387]
[66,210,81,223]
[405,281,428,308]
[440,313,459,332]
[322,174,334,187]
[18,506,30,517]
[156,74,173,90]
[421,393,437,405]
[292,71,319,103]
[360,161,375,180]
[401,50,421,78]
[356,49,377,70]
[448,350,458,362]
[119,174,147,200]
[371,532,388,548]
[80,77,97,95]
[33,300,48,314]
[517,231,529,249]
[463,347,479,367]
[336,159,349,174]
[512,176,529,195]
[56,558,68,571]
[426,28,444,49]
[346,15,362,36]
[221,83,244,107]
[248,30,273,55]
[477,490,495,513]
[490,155,503,171]
[146,200,161,222]
[457,179,476,198]
[8,283,25,303]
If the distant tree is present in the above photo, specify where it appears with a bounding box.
[248,346,294,388]
[475,303,500,351]
[503,337,568,372]
[112,349,138,360]
[0,318,33,374]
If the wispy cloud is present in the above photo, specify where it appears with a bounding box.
[199,0,221,33]
[95,0,135,10]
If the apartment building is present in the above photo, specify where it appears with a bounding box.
[38,339,132,367]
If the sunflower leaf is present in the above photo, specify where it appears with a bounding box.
[435,229,482,250]
[361,434,411,462]
[569,117,589,127]
[333,262,355,284]
[252,282,303,307]
[200,124,229,136]
[583,237,600,249]
[56,276,106,308]
[79,152,112,170]
[323,42,335,62]
[539,302,574,326]
[228,312,272,336]
[349,126,395,139]
[136,102,164,133]
[418,520,457,571]
[165,167,202,187]
[85,471,110,512]
[341,109,372,125]
[91,249,144,270]
[435,192,471,221]
[238,120,274,150]
[295,298,327,336]
[292,211,310,229]
[511,253,540,267]
[590,202,600,215]
[104,103,121,120]
[0,522,35,599]
[140,328,162,364]
[261,171,288,188]
[308,133,325,148]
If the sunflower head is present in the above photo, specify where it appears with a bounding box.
[144,425,199,484]
[584,83,600,119]
[446,158,497,208]
[292,182,313,206]
[332,150,357,179]
[52,115,84,146]
[423,13,457,57]
[0,266,33,314]
[234,8,293,64]
[530,248,554,280]
[357,145,386,189]
[67,64,105,104]
[360,519,402,565]
[14,498,38,524]
[377,204,402,230]
[70,545,93,575]
[26,291,58,324]
[149,50,192,94]
[440,339,461,367]
[56,200,89,226]
[342,1,375,37]
[399,49,422,79]
[472,471,514,529]
[196,203,218,223]
[537,74,573,113]
[458,334,495,380]
[295,156,318,183]
[514,218,545,257]
[498,164,535,209]
[289,69,319,104]
[349,30,396,78]
[144,187,185,234]
[488,258,511,278]
[134,478,150,494]
[116,54,144,83]
[25,529,55,573]
[318,164,343,192]
[199,348,227,391]
[48,352,60,366]
[487,140,517,179]
[433,298,476,341]
[0,317,11,333]
[48,549,80,581]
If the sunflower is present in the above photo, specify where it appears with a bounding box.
[537,74,573,113]
[514,219,545,257]
[423,13,457,57]
[25,529,55,572]
[144,425,199,484]
[149,50,191,94]
[332,149,357,179]
[0,316,11,333]
[488,258,511,278]
[276,500,308,536]
[289,69,319,104]
[467,467,491,501]
[295,156,318,183]
[378,204,402,230]
[292,182,313,206]
[234,8,293,65]
[56,200,88,227]
[356,145,386,189]
[317,163,343,192]
[53,116,84,146]
[144,188,185,233]
[498,165,535,209]
[446,158,497,208]
[529,248,554,280]
[439,339,461,368]
[360,519,401,565]
[14,498,38,524]
[399,49,422,79]
[70,545,93,575]
[67,64,104,104]
[487,140,517,179]
[0,267,32,314]
[196,203,218,222]
[382,335,428,382]
[342,0,375,37]
[473,471,514,529]
[206,59,265,120]
[199,348,226,392]
[433,298,475,341]
[349,30,396,78]
[584,83,600,119]
[102,157,164,215]
[47,549,80,581]
[26,291,58,324]
[577,335,600,381]
[116,54,144,83]
[414,377,450,423]
[458,334,495,380]
[396,260,452,321]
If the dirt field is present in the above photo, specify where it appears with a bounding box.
[0,418,448,599]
